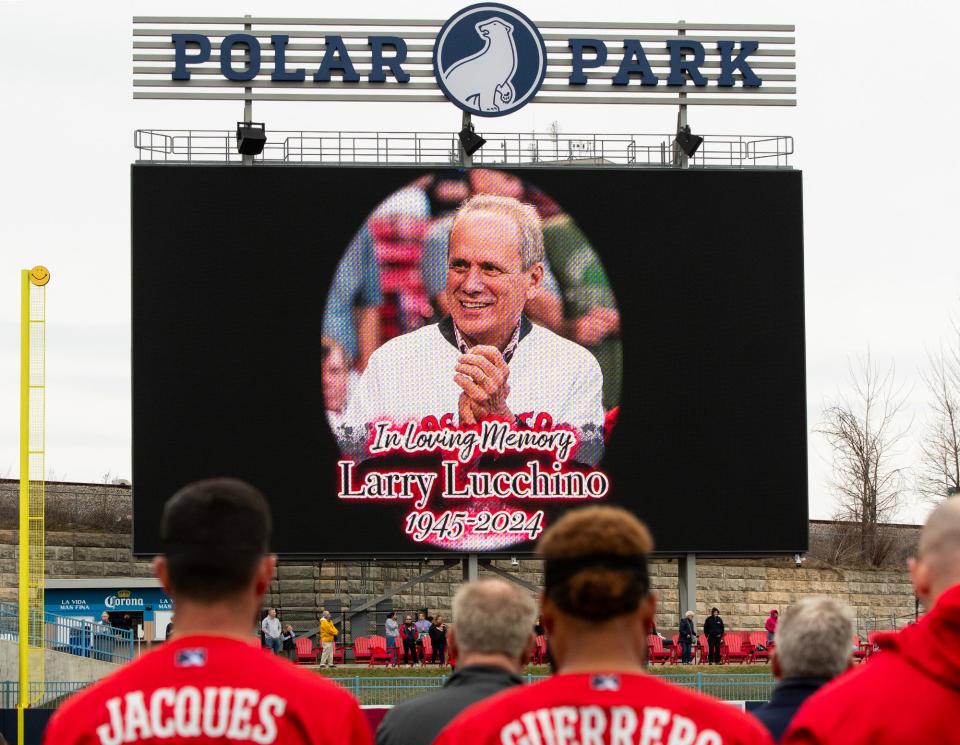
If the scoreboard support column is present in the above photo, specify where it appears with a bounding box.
[678,553,697,618]
[463,553,479,582]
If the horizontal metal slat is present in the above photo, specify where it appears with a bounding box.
[133,79,797,95]
[131,53,797,69]
[133,28,795,44]
[133,41,796,60]
[131,66,797,81]
[133,90,796,105]
[132,17,794,32]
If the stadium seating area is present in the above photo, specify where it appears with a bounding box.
[289,626,884,668]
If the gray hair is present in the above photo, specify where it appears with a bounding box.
[774,597,854,679]
[685,611,695,618]
[451,579,537,660]
[450,194,545,270]
[322,610,330,619]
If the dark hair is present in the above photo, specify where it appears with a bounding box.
[161,478,271,602]
[387,612,396,619]
[538,505,653,621]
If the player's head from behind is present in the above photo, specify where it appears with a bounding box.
[154,478,275,613]
[449,579,537,672]
[537,505,655,671]
[447,195,544,351]
[772,597,854,681]
[909,494,960,608]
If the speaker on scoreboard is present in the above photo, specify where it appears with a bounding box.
[675,125,704,158]
[236,122,267,156]
[458,123,486,156]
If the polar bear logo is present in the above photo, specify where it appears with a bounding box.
[441,17,519,113]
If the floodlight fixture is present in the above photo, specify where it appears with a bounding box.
[236,121,267,156]
[458,123,486,157]
[675,125,703,158]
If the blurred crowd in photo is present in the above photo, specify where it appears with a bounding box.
[321,169,622,430]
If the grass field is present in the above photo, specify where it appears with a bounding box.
[313,663,777,704]
[312,663,774,678]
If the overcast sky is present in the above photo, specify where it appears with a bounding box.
[1,0,957,524]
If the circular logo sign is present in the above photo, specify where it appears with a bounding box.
[433,3,547,117]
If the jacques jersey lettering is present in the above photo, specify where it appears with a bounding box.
[42,635,372,745]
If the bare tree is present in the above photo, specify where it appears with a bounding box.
[818,352,910,565]
[917,321,960,502]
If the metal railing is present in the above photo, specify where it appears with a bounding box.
[134,129,793,168]
[0,680,90,709]
[0,673,775,711]
[0,602,134,665]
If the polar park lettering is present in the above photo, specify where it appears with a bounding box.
[170,33,763,87]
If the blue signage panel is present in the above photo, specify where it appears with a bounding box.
[45,587,173,620]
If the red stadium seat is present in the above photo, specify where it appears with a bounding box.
[531,635,547,665]
[420,634,433,664]
[647,635,672,665]
[353,636,372,663]
[294,636,317,664]
[697,634,708,665]
[333,643,345,665]
[367,635,394,666]
[748,631,772,663]
[723,632,753,664]
[852,634,870,663]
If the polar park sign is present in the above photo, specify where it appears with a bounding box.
[132,6,797,114]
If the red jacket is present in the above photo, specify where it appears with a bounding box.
[765,611,778,635]
[784,583,960,744]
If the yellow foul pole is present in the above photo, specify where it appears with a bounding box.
[18,266,49,745]
[18,270,28,745]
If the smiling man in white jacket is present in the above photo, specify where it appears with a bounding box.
[339,194,604,467]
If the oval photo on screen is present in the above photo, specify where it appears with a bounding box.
[321,169,623,550]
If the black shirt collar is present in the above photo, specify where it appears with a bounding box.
[437,315,533,363]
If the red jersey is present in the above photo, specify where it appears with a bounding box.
[434,671,773,745]
[43,634,372,745]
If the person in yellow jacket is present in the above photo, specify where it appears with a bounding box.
[319,610,339,668]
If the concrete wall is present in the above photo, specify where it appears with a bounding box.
[0,639,117,692]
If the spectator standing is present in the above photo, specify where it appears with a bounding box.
[319,610,339,668]
[679,610,696,664]
[704,606,725,664]
[765,609,779,644]
[376,580,535,745]
[401,615,419,666]
[261,607,282,654]
[281,623,297,662]
[784,496,960,745]
[434,506,772,745]
[415,611,432,664]
[752,598,854,741]
[429,616,448,665]
[42,478,371,745]
[94,611,114,662]
[385,611,400,663]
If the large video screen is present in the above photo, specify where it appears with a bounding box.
[132,164,806,556]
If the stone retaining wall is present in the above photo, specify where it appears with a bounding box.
[0,481,920,634]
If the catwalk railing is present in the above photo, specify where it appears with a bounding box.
[0,601,134,666]
[134,129,793,168]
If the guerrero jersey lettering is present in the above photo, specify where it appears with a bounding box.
[434,672,773,745]
[42,635,372,745]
